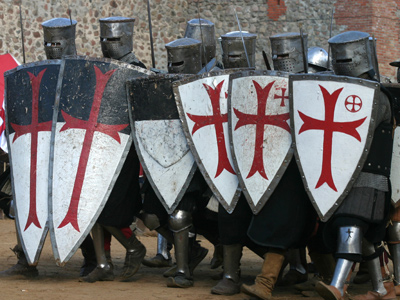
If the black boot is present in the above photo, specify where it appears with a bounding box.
[79,235,97,277]
[0,245,38,277]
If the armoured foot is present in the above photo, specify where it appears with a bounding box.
[315,281,347,300]
[241,282,272,300]
[0,262,38,277]
[80,266,114,283]
[142,253,172,268]
[119,241,146,282]
[211,277,240,295]
[166,272,194,288]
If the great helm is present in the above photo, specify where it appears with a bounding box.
[269,32,307,73]
[165,37,202,74]
[328,31,373,77]
[220,31,257,69]
[42,18,77,59]
[99,16,135,59]
[184,18,216,66]
[307,46,329,73]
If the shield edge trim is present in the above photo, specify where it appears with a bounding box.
[4,60,60,265]
[228,69,294,215]
[173,70,246,214]
[289,73,380,222]
[48,56,148,265]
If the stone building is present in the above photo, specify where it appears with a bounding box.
[0,0,399,80]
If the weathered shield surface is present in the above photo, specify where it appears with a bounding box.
[290,74,379,221]
[229,70,292,214]
[49,56,152,265]
[5,60,61,264]
[383,83,400,207]
[128,74,196,214]
[174,71,240,213]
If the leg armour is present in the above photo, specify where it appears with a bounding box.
[337,226,362,262]
[169,210,193,233]
[168,211,192,276]
[362,239,387,295]
[141,213,161,231]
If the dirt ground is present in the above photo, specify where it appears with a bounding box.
[0,218,382,300]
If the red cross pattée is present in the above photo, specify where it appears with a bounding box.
[57,66,128,232]
[186,80,235,178]
[234,80,290,180]
[11,69,52,231]
[297,85,366,192]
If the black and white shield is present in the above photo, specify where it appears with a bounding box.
[49,56,152,265]
[228,70,292,214]
[5,60,61,265]
[128,74,196,214]
[174,71,241,213]
[290,74,379,221]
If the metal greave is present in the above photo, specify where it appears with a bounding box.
[363,239,386,295]
[389,243,400,286]
[91,223,108,267]
[223,244,242,282]
[330,258,353,295]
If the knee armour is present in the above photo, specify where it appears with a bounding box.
[168,210,192,233]
[337,226,362,256]
[140,213,161,231]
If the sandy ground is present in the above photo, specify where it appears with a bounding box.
[0,218,381,300]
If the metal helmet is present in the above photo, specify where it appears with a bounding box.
[99,16,135,59]
[220,31,257,69]
[184,18,216,66]
[42,18,77,59]
[328,31,373,77]
[269,32,308,73]
[390,60,400,83]
[165,37,202,74]
[307,46,328,73]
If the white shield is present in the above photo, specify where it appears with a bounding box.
[5,60,61,265]
[129,74,196,214]
[49,57,152,265]
[174,71,240,213]
[229,70,293,214]
[290,74,378,221]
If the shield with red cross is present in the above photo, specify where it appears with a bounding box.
[173,70,241,213]
[228,70,293,214]
[128,74,197,214]
[49,56,152,265]
[4,60,61,265]
[290,74,379,221]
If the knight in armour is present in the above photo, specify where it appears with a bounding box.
[315,31,396,300]
[0,17,97,279]
[241,32,318,300]
[80,16,146,283]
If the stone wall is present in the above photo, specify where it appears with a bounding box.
[1,0,399,80]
